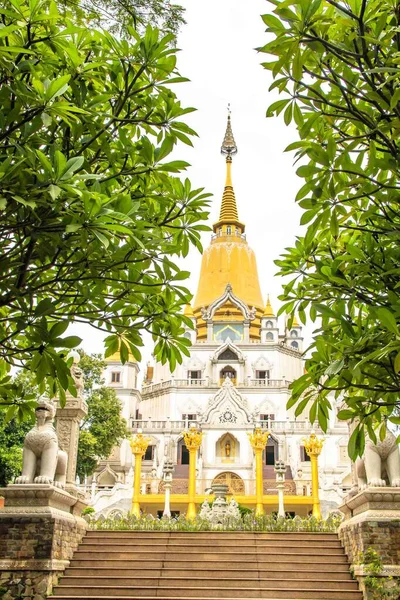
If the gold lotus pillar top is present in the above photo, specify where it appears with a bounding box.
[248,427,270,450]
[130,431,151,456]
[303,431,324,457]
[193,110,264,335]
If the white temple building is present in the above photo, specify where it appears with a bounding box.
[88,115,352,517]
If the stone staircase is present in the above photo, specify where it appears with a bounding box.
[49,531,362,600]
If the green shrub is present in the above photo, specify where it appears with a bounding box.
[358,548,400,600]
[90,512,343,532]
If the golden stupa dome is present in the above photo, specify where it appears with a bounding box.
[193,113,264,339]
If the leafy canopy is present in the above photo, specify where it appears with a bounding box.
[261,0,400,455]
[0,0,210,420]
[78,0,186,39]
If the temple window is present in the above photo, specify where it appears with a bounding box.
[265,320,273,328]
[226,226,231,235]
[182,413,197,422]
[184,332,191,339]
[177,438,190,465]
[213,323,243,342]
[265,445,276,465]
[300,446,311,462]
[218,348,238,361]
[111,371,121,383]
[291,341,299,350]
[220,365,236,384]
[265,332,274,341]
[260,413,275,422]
[144,446,155,461]
[256,370,269,380]
[188,370,201,380]
[290,330,298,337]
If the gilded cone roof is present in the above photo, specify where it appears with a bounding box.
[219,171,239,221]
[263,295,275,317]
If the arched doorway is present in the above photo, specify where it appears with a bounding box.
[212,472,245,494]
[177,438,189,465]
[263,436,279,466]
[220,365,237,385]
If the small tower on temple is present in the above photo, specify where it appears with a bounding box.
[260,295,279,343]
[285,314,303,352]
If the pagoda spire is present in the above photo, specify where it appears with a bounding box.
[263,295,275,317]
[213,108,244,234]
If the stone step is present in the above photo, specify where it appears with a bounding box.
[80,539,343,548]
[50,587,362,599]
[70,555,349,567]
[73,549,348,560]
[59,577,359,590]
[77,544,344,554]
[65,567,353,580]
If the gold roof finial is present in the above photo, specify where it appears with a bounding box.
[263,295,275,317]
[221,104,238,161]
[214,107,243,232]
[184,303,194,317]
[292,314,300,327]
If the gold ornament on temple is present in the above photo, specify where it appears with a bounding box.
[248,427,269,450]
[182,424,203,451]
[130,431,151,456]
[303,431,324,457]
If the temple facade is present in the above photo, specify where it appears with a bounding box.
[89,115,352,517]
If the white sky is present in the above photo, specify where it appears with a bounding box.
[75,0,310,360]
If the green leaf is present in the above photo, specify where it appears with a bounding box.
[337,410,354,421]
[60,156,84,181]
[45,75,71,101]
[376,308,398,335]
[53,336,82,348]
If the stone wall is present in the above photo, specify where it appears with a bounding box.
[0,515,86,600]
[338,489,400,599]
[339,519,400,565]
[0,515,86,563]
[0,570,58,600]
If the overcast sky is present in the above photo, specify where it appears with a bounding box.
[176,0,302,303]
[76,0,309,358]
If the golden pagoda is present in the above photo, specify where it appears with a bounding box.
[193,112,264,340]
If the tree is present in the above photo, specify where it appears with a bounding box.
[0,412,33,487]
[0,352,128,484]
[76,352,128,479]
[0,0,210,420]
[261,0,400,455]
[77,0,186,39]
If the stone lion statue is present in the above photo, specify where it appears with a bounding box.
[15,396,68,488]
[355,427,400,490]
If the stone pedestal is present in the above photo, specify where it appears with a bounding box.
[55,390,87,494]
[0,485,87,600]
[338,488,400,598]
